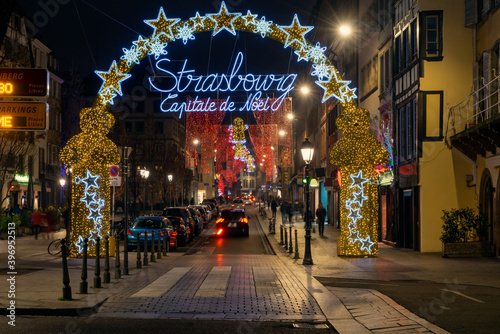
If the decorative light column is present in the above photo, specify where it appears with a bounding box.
[301,138,314,265]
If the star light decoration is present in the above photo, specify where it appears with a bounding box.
[206,2,242,36]
[242,10,258,25]
[144,7,180,42]
[279,14,313,48]
[344,170,375,252]
[74,170,105,253]
[95,60,131,103]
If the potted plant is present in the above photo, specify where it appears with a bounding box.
[0,213,22,237]
[440,207,490,257]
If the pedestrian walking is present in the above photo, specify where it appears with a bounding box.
[316,203,327,236]
[280,201,288,224]
[287,202,294,224]
[271,198,278,219]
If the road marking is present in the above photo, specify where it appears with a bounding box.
[441,289,485,303]
[253,267,282,295]
[195,266,231,297]
[131,267,192,298]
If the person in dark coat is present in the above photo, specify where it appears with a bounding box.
[316,203,327,236]
[271,198,278,219]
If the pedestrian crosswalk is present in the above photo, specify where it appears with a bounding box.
[97,258,324,320]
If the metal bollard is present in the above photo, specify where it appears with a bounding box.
[80,238,88,294]
[61,238,72,300]
[143,231,149,266]
[150,230,156,262]
[136,232,142,268]
[288,226,293,254]
[156,230,162,259]
[162,230,167,256]
[115,233,121,279]
[123,226,129,275]
[94,236,101,289]
[294,229,300,259]
[280,224,283,245]
[104,236,110,283]
[284,226,288,250]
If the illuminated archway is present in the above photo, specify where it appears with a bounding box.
[60,1,387,256]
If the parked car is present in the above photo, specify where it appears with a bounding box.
[166,216,190,246]
[203,198,219,216]
[163,207,196,237]
[187,207,203,235]
[215,208,249,237]
[190,205,210,228]
[127,216,177,251]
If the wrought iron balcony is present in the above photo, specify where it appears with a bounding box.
[447,75,500,161]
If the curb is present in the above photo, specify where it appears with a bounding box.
[0,298,107,316]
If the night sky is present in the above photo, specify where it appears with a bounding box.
[17,0,317,79]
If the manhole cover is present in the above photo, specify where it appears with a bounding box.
[292,323,329,329]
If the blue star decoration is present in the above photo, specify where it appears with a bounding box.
[75,235,85,254]
[80,170,100,192]
[95,60,131,97]
[207,1,242,36]
[100,88,117,105]
[352,190,368,207]
[294,47,309,62]
[144,7,180,42]
[348,207,362,224]
[87,207,103,224]
[359,236,375,252]
[350,170,369,190]
[280,14,313,49]
[133,35,149,53]
[80,192,96,206]
[242,10,258,26]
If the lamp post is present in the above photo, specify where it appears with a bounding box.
[140,168,149,215]
[301,138,314,265]
[167,174,173,206]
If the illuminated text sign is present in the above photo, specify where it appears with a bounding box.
[149,52,297,117]
[0,68,48,97]
[0,102,47,130]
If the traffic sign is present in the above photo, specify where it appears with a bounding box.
[0,102,47,130]
[110,165,121,187]
[110,165,119,177]
[0,68,48,97]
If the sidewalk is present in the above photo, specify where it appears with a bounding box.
[254,210,458,333]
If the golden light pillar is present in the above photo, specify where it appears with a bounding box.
[59,107,120,256]
[330,105,389,256]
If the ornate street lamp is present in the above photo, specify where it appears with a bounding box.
[140,168,149,215]
[301,138,314,265]
[59,177,66,207]
[167,174,173,206]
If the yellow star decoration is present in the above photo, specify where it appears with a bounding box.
[207,1,241,36]
[242,10,258,25]
[95,60,131,96]
[99,88,116,105]
[341,86,357,103]
[294,47,309,61]
[190,12,205,28]
[144,7,180,41]
[133,35,149,52]
[316,76,349,103]
[280,14,313,49]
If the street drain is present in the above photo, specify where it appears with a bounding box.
[292,323,329,329]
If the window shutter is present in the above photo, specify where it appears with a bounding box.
[483,0,492,14]
[483,52,491,84]
[465,0,478,27]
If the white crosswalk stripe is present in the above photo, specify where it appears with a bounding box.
[195,266,231,297]
[131,267,192,298]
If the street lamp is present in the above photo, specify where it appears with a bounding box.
[301,138,314,265]
[59,177,66,206]
[140,168,149,215]
[167,174,173,206]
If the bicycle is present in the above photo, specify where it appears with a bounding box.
[48,238,63,256]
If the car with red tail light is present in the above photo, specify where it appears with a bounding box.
[215,209,249,237]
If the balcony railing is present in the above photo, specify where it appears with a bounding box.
[448,75,499,138]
